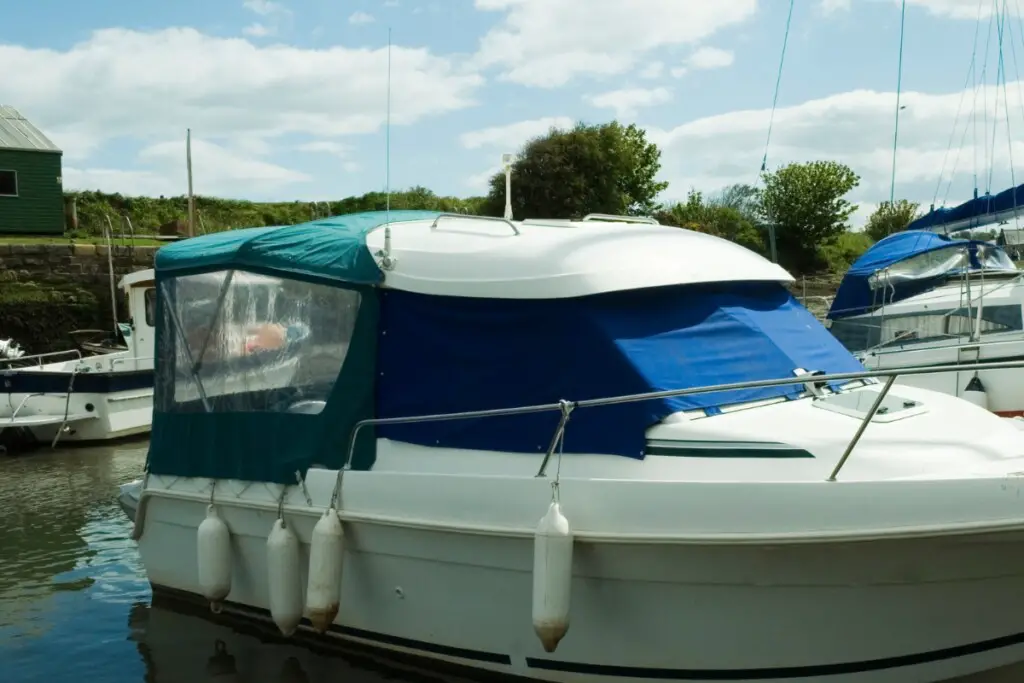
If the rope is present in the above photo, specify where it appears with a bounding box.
[890,0,908,204]
[760,0,795,175]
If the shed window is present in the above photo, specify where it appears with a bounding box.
[0,170,16,197]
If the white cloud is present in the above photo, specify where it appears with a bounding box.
[819,0,851,14]
[348,11,376,24]
[0,27,482,165]
[65,138,311,198]
[903,0,992,19]
[460,116,575,150]
[472,0,757,87]
[242,0,292,38]
[647,82,1024,227]
[671,46,735,78]
[687,46,734,70]
[242,23,275,37]
[243,0,289,17]
[297,140,351,157]
[586,87,672,120]
[638,61,665,80]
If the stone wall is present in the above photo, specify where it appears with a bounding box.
[0,243,157,354]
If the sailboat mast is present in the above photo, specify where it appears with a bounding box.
[187,128,196,238]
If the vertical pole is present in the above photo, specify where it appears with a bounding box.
[186,128,196,238]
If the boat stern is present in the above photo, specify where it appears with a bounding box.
[118,478,144,523]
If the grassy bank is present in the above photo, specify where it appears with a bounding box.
[66,188,486,237]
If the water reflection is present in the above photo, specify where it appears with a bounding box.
[0,440,148,632]
[126,598,474,683]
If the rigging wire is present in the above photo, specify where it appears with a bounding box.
[890,0,908,204]
[933,1,984,206]
[987,0,1008,194]
[759,0,795,175]
[979,0,998,193]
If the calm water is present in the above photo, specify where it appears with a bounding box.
[1,442,1022,683]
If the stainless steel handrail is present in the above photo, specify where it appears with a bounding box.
[430,213,520,236]
[0,348,83,369]
[339,358,1024,488]
[582,213,660,225]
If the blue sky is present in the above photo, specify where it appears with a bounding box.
[0,0,1019,224]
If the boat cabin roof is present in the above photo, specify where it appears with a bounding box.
[118,268,155,290]
[154,210,793,298]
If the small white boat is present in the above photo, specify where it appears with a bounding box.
[0,269,156,448]
[827,230,1024,415]
[123,210,1024,682]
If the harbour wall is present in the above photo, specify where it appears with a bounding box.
[0,244,157,353]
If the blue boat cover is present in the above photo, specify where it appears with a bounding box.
[828,231,991,320]
[377,282,864,459]
[907,184,1024,232]
[154,210,442,284]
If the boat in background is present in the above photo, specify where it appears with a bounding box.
[826,229,1024,416]
[121,209,1024,682]
[0,268,156,450]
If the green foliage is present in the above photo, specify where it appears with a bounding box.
[65,187,486,237]
[709,183,762,223]
[864,199,919,242]
[759,161,861,271]
[818,231,874,274]
[655,190,765,254]
[480,121,668,219]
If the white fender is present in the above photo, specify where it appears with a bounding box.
[266,518,303,636]
[305,507,344,633]
[197,504,232,611]
[532,499,573,653]
[963,374,989,410]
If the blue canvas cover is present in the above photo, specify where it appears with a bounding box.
[376,282,864,460]
[907,183,1024,232]
[828,231,993,320]
[154,210,442,284]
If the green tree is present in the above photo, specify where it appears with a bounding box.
[480,121,668,219]
[656,189,765,254]
[710,183,762,223]
[759,160,860,272]
[864,199,919,242]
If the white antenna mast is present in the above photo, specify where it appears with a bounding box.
[379,28,397,270]
[502,153,514,220]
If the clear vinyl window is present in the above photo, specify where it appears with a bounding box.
[158,270,361,414]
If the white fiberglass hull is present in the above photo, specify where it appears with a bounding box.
[131,461,1024,683]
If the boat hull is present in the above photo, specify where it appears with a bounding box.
[134,482,1024,683]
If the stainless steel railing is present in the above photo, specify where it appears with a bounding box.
[337,358,1024,494]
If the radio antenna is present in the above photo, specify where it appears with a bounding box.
[385,27,392,221]
[379,28,396,270]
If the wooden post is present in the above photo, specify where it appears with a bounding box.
[186,128,196,238]
[64,195,78,232]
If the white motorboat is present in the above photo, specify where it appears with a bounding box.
[827,230,1024,415]
[1,269,156,448]
[122,210,1024,682]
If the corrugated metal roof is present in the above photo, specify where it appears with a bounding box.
[0,106,61,153]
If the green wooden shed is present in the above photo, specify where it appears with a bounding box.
[0,106,64,235]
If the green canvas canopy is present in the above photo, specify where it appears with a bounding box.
[147,210,441,484]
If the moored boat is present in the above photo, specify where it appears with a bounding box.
[827,230,1024,416]
[1,268,157,449]
[124,210,1024,682]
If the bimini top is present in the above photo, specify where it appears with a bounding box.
[828,230,1016,320]
[154,210,793,298]
[907,183,1024,233]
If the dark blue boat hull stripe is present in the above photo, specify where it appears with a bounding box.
[526,629,1024,679]
[0,369,153,394]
